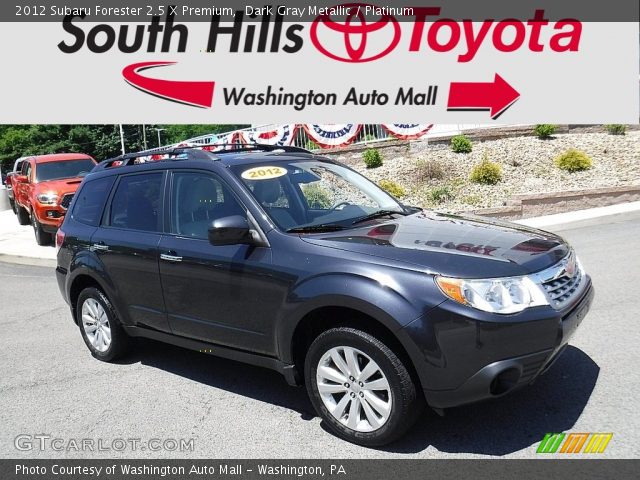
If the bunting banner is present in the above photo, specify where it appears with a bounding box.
[303,124,362,149]
[382,124,434,140]
[180,124,436,151]
[242,124,298,146]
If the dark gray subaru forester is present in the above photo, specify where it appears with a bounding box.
[56,145,594,446]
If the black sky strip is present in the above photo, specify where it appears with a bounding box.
[4,0,638,21]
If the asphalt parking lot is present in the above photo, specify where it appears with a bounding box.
[1,210,639,459]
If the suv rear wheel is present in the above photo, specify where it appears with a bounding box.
[77,287,130,362]
[16,205,30,225]
[31,214,52,246]
[305,327,423,446]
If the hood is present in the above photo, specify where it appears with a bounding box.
[35,177,84,195]
[300,211,569,278]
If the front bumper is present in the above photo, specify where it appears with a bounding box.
[401,277,594,409]
[33,203,65,232]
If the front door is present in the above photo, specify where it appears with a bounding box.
[158,170,280,355]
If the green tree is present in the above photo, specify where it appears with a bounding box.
[0,124,250,172]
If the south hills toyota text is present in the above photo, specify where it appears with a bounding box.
[56,7,582,63]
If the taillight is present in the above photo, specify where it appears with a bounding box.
[55,229,66,253]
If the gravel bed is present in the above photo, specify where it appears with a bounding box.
[330,131,640,212]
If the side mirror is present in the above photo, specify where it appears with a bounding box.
[15,174,28,184]
[208,215,254,246]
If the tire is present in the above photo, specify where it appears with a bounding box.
[305,327,424,446]
[9,198,16,214]
[16,205,30,225]
[76,287,130,362]
[31,214,52,246]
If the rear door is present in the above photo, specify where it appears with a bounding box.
[90,171,170,333]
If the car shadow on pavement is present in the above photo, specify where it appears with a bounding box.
[386,345,599,455]
[121,338,317,420]
[121,340,598,456]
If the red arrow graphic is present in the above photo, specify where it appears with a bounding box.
[122,61,215,109]
[447,74,520,120]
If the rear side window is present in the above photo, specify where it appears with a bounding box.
[109,173,163,232]
[71,176,115,226]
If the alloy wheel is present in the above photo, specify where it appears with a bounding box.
[316,346,392,432]
[81,298,111,352]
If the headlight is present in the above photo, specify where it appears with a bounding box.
[36,192,59,205]
[435,275,548,314]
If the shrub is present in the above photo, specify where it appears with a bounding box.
[470,157,502,184]
[450,135,473,153]
[605,124,626,135]
[416,158,445,181]
[554,149,593,172]
[462,194,482,206]
[534,124,557,139]
[429,185,454,203]
[302,184,332,209]
[378,179,406,198]
[363,148,383,168]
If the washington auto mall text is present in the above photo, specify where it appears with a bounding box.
[57,8,582,63]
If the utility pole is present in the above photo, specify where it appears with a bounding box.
[155,128,166,147]
[119,124,126,154]
[142,124,147,150]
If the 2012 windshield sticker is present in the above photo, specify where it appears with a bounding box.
[241,166,288,180]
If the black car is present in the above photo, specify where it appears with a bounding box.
[56,145,594,446]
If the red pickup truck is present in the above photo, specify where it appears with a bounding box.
[13,153,96,245]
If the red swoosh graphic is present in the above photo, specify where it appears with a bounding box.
[122,61,214,109]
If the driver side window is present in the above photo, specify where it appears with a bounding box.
[172,172,245,239]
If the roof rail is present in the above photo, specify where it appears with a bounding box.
[205,143,312,154]
[94,143,312,170]
[95,145,203,169]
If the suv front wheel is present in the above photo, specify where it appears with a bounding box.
[305,327,423,446]
[77,287,130,362]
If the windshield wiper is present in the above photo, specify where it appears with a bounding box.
[286,224,347,233]
[351,210,405,225]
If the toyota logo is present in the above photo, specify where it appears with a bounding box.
[310,3,401,63]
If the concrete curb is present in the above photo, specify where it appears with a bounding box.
[516,201,640,230]
[0,254,56,268]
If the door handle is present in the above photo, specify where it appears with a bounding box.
[160,253,183,262]
[91,243,109,252]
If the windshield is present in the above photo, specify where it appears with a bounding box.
[36,159,95,182]
[232,160,406,232]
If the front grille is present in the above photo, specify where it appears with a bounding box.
[60,193,74,210]
[542,268,584,309]
[533,250,586,311]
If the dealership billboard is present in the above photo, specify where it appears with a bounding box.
[0,1,637,123]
